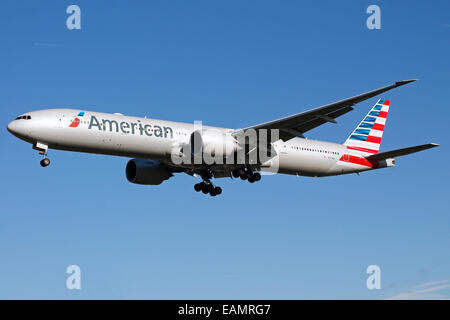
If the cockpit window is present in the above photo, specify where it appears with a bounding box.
[15,115,31,120]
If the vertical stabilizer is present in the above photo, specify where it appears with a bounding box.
[344,98,390,155]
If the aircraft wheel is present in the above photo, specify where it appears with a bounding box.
[253,172,261,181]
[194,183,202,192]
[214,186,222,195]
[209,189,217,196]
[40,158,50,167]
[248,176,255,183]
[201,183,209,194]
[232,169,240,178]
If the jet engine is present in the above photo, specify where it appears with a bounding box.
[125,159,173,185]
[190,129,238,160]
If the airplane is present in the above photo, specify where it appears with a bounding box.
[7,79,438,196]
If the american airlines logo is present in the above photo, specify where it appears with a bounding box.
[69,113,174,139]
[69,111,84,128]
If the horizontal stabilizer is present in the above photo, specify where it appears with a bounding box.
[365,143,439,160]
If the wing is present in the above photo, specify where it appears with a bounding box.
[234,79,417,141]
[365,143,439,161]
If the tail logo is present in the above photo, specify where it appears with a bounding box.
[344,99,390,155]
[69,112,85,128]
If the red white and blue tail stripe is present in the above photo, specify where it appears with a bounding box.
[344,98,390,155]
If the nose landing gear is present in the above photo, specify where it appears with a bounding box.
[40,157,50,167]
[33,142,50,167]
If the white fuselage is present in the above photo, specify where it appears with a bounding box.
[7,109,383,177]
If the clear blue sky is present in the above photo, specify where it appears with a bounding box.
[0,0,449,299]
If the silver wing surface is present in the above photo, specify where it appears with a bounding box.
[234,79,417,141]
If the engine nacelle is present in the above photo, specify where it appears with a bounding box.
[190,129,237,159]
[125,159,173,185]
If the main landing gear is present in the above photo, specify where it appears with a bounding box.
[194,180,222,197]
[231,168,261,183]
[193,168,261,197]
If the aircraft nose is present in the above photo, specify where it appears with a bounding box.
[7,121,17,134]
[7,120,30,138]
